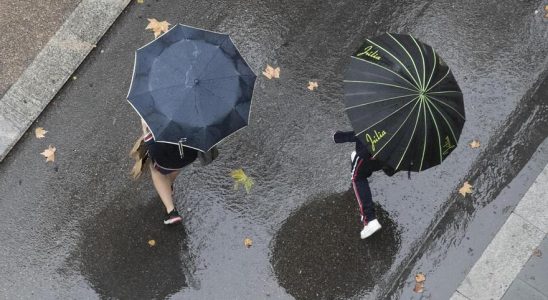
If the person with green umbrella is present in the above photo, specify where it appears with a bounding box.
[339,33,465,238]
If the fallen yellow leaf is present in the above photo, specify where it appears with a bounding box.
[469,140,480,148]
[244,238,253,248]
[545,5,548,18]
[137,0,144,3]
[307,81,318,91]
[148,239,156,247]
[230,169,254,194]
[146,18,171,38]
[413,282,424,293]
[262,64,280,79]
[40,145,56,163]
[35,127,48,139]
[459,181,473,197]
[415,272,426,283]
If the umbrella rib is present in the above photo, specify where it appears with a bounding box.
[425,68,451,93]
[345,93,419,110]
[428,90,463,95]
[387,34,423,90]
[419,97,428,171]
[194,87,206,130]
[355,96,419,136]
[425,48,437,91]
[395,98,424,170]
[344,80,418,92]
[410,36,427,91]
[428,95,465,120]
[371,98,421,159]
[366,39,421,89]
[425,96,458,143]
[200,74,254,82]
[129,84,190,99]
[200,78,253,102]
[424,97,443,164]
[196,36,230,79]
[350,56,417,89]
[199,84,231,104]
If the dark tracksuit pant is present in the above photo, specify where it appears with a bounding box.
[351,153,380,224]
[335,130,387,225]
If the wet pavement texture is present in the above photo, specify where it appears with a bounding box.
[1,0,548,299]
[388,70,548,299]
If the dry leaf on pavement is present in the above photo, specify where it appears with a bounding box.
[469,140,480,148]
[545,5,548,18]
[40,145,56,163]
[35,127,48,139]
[148,239,156,247]
[230,169,254,194]
[413,282,424,293]
[244,238,253,248]
[533,248,542,257]
[459,181,473,197]
[137,0,144,3]
[307,81,319,91]
[146,18,171,38]
[413,273,426,293]
[262,64,280,79]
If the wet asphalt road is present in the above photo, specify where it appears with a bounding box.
[1,0,548,299]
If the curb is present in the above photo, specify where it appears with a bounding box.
[0,0,131,162]
[452,163,548,299]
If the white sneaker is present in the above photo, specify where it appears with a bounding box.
[360,219,382,239]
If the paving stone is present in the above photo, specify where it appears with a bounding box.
[515,166,548,233]
[517,236,548,296]
[501,278,547,300]
[456,213,545,299]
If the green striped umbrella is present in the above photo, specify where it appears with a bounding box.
[344,33,465,172]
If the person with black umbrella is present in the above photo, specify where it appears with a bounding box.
[333,130,394,239]
[127,24,256,225]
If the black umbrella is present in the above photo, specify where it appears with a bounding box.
[127,24,256,152]
[344,33,465,172]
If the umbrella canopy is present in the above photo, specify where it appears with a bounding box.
[127,24,256,152]
[344,33,465,172]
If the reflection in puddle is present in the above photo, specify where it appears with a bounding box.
[74,198,192,299]
[271,188,401,299]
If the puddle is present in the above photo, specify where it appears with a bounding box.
[72,197,192,299]
[271,188,401,299]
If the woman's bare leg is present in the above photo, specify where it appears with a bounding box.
[149,163,181,213]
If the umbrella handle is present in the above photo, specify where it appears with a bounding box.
[178,138,187,158]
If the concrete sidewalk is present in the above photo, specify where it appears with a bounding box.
[0,0,81,98]
[0,0,130,162]
[452,163,548,300]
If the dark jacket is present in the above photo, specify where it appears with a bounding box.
[334,130,395,177]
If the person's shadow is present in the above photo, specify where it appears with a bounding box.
[271,188,401,300]
[72,194,193,299]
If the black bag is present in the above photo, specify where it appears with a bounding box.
[198,146,219,166]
